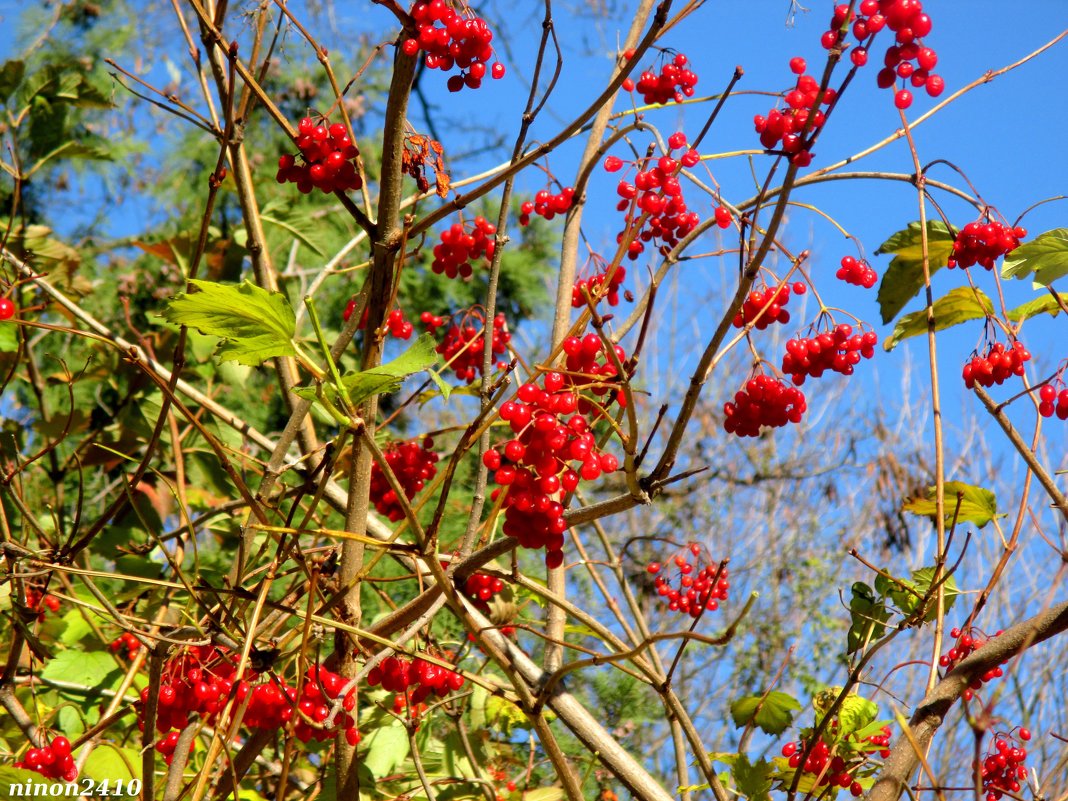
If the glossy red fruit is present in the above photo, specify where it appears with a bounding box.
[0,297,14,320]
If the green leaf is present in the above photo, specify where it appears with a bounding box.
[1001,228,1068,286]
[0,322,17,352]
[0,60,25,103]
[848,582,889,653]
[729,691,801,735]
[731,755,773,801]
[40,650,121,691]
[162,279,296,366]
[910,566,959,620]
[81,743,141,780]
[903,481,1002,528]
[362,721,410,778]
[883,287,993,351]
[260,212,328,257]
[770,756,822,794]
[294,333,441,409]
[0,767,60,800]
[838,695,878,737]
[875,220,956,324]
[31,139,113,173]
[1007,295,1062,322]
[485,694,530,734]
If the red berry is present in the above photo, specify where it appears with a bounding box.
[894,88,913,109]
[0,297,14,320]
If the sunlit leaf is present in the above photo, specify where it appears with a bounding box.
[1001,228,1068,286]
[729,691,801,735]
[883,287,993,351]
[903,481,1002,528]
[162,279,296,366]
[875,220,956,324]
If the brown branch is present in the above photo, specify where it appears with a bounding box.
[868,600,1068,801]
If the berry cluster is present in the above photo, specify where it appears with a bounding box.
[485,371,619,567]
[962,341,1031,389]
[732,283,803,330]
[15,736,77,783]
[561,333,629,411]
[572,262,627,308]
[645,544,729,618]
[343,302,415,340]
[425,309,511,383]
[836,255,879,288]
[431,217,497,279]
[519,187,574,225]
[0,297,15,320]
[609,136,701,258]
[1038,381,1068,419]
[366,654,465,706]
[109,632,143,660]
[401,0,504,91]
[782,325,879,385]
[948,219,1025,270]
[980,729,1031,801]
[277,118,362,195]
[462,572,505,606]
[938,626,1005,700]
[754,70,833,167]
[369,438,439,523]
[723,374,807,437]
[781,723,893,797]
[621,51,698,105]
[138,647,360,760]
[24,587,61,621]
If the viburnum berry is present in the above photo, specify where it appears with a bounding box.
[939,625,1006,700]
[646,544,729,617]
[979,730,1029,801]
[780,722,892,790]
[137,646,361,755]
[369,438,439,522]
[367,653,465,713]
[277,118,362,195]
[431,217,497,279]
[782,324,878,385]
[561,332,631,411]
[733,282,804,330]
[948,217,1025,270]
[109,632,143,660]
[426,308,511,383]
[629,51,698,105]
[402,0,504,90]
[844,0,944,104]
[836,255,879,288]
[1037,376,1068,419]
[962,340,1031,390]
[572,255,627,308]
[487,370,620,566]
[15,735,78,783]
[606,135,701,258]
[723,373,807,437]
[343,301,414,340]
[753,70,833,165]
[714,206,732,229]
[0,297,15,320]
[520,186,574,226]
[23,587,61,621]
